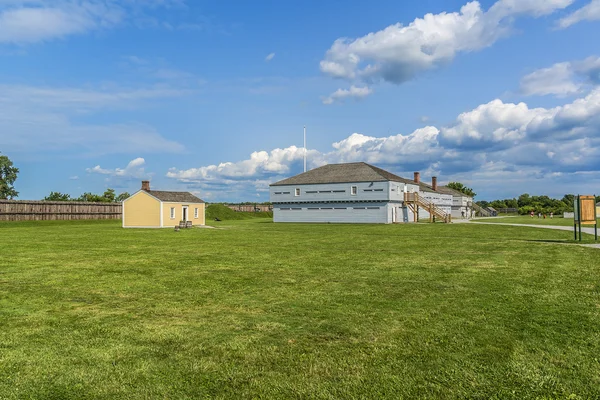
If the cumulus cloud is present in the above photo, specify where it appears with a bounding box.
[167,87,600,200]
[319,0,573,86]
[520,56,600,96]
[265,52,275,62]
[322,85,373,104]
[87,157,149,178]
[557,0,600,28]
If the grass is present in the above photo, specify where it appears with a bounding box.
[205,203,273,221]
[1,219,600,399]
[479,215,600,227]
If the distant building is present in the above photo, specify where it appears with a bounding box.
[269,162,452,224]
[434,185,474,219]
[122,181,205,228]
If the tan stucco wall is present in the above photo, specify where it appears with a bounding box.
[123,191,161,227]
[162,202,205,227]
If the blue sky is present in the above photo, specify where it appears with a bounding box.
[1,0,600,202]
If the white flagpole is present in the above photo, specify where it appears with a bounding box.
[303,125,307,173]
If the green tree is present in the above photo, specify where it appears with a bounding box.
[446,182,476,198]
[517,193,532,207]
[44,192,71,201]
[116,192,131,202]
[102,188,116,202]
[77,192,105,202]
[0,153,19,199]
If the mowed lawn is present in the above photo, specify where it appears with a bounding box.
[1,220,599,399]
[479,215,600,227]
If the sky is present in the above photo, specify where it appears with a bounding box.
[1,0,600,202]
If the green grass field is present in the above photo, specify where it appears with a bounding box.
[1,219,599,399]
[479,215,600,227]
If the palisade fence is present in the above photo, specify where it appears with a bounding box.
[0,200,122,221]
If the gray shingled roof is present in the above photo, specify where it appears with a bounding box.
[270,162,417,186]
[146,190,204,203]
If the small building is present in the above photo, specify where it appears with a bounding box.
[434,185,474,219]
[269,162,452,224]
[122,181,205,228]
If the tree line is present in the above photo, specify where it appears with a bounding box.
[44,189,130,203]
[477,194,600,215]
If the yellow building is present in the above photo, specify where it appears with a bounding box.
[122,181,205,228]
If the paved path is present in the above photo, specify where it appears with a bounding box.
[464,221,600,249]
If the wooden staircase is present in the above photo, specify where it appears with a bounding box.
[471,202,491,217]
[404,193,452,223]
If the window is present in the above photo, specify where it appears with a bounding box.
[319,190,332,193]
[374,189,384,192]
[274,192,282,195]
[194,208,199,218]
[306,191,318,194]
[295,188,300,196]
[363,189,373,192]
[351,186,357,195]
[333,190,346,193]
[170,207,175,219]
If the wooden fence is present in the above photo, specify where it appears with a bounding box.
[0,200,122,221]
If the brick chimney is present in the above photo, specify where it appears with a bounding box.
[414,172,420,184]
[141,180,150,191]
[432,176,438,191]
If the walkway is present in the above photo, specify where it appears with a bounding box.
[464,221,600,249]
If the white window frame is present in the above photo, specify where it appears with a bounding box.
[194,207,199,219]
[170,207,175,219]
[351,186,358,196]
[295,188,301,196]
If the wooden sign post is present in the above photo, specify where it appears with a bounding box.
[574,195,598,241]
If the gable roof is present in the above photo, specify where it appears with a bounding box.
[437,185,472,198]
[270,162,416,186]
[144,190,204,203]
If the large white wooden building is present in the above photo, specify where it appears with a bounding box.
[269,162,452,224]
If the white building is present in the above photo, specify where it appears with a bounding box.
[269,162,452,224]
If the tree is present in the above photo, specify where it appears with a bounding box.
[0,153,19,199]
[446,182,476,198]
[116,192,131,202]
[102,188,116,202]
[44,192,71,201]
[77,192,105,202]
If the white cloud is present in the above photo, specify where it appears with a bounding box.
[322,85,373,104]
[167,146,320,181]
[520,56,600,96]
[320,0,573,86]
[0,0,189,44]
[69,175,79,180]
[87,157,149,178]
[557,0,600,28]
[265,52,275,62]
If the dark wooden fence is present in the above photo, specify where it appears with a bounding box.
[0,200,122,221]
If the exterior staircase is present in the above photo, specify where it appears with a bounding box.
[404,193,452,223]
[471,202,492,217]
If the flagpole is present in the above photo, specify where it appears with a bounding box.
[303,125,307,173]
